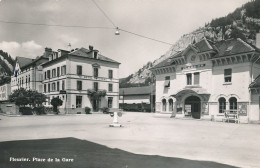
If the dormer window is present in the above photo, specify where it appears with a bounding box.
[49,54,52,61]
[58,51,61,58]
[226,46,233,52]
[94,51,98,59]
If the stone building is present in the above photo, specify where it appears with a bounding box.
[150,36,260,123]
[41,46,120,114]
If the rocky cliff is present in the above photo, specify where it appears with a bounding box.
[119,0,260,88]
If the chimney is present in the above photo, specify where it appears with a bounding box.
[89,45,94,51]
[256,33,260,49]
[44,47,52,58]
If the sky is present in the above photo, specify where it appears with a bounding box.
[0,0,250,78]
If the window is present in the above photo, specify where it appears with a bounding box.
[62,80,65,90]
[44,84,46,93]
[93,68,98,78]
[194,72,200,85]
[76,96,82,108]
[57,81,60,91]
[162,99,166,111]
[77,81,82,90]
[164,76,170,87]
[77,65,82,75]
[61,65,66,76]
[52,83,56,91]
[45,71,47,79]
[28,75,30,83]
[187,73,192,85]
[57,67,60,77]
[109,70,113,79]
[169,99,173,111]
[52,69,56,78]
[94,82,98,91]
[218,97,226,113]
[47,70,50,79]
[109,83,113,92]
[48,83,50,92]
[229,97,237,113]
[94,51,98,59]
[224,69,232,83]
[108,97,113,108]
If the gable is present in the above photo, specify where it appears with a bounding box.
[184,48,200,64]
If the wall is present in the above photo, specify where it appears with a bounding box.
[0,83,11,101]
[0,103,19,115]
[119,94,150,104]
[250,93,260,121]
[211,63,251,102]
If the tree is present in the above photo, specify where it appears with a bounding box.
[51,97,63,114]
[9,88,46,107]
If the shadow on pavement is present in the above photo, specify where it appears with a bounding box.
[0,137,237,168]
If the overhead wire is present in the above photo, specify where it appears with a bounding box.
[0,0,174,46]
[0,20,114,29]
[91,0,117,28]
[90,0,174,46]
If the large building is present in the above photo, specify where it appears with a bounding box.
[11,48,50,92]
[41,46,120,114]
[150,36,260,123]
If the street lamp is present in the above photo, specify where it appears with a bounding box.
[115,27,120,35]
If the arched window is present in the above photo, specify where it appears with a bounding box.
[162,99,166,112]
[218,97,226,113]
[229,97,237,113]
[169,99,173,111]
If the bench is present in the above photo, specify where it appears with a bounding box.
[223,110,239,123]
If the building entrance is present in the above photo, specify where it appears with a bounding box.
[185,96,201,119]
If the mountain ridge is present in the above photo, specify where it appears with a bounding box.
[119,0,260,88]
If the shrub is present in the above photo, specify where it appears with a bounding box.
[33,106,46,115]
[85,107,91,114]
[101,107,109,114]
[51,97,63,114]
[19,107,33,115]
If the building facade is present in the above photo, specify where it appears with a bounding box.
[41,46,120,114]
[119,85,155,112]
[0,83,11,101]
[150,37,260,123]
[11,48,50,92]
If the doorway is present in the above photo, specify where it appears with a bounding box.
[92,99,100,112]
[185,96,201,119]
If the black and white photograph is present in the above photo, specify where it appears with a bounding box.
[0,0,260,167]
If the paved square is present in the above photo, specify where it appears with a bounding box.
[0,112,260,168]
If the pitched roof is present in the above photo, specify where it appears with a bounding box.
[69,48,120,64]
[152,38,256,69]
[212,38,255,58]
[119,85,155,96]
[194,38,213,52]
[249,75,260,88]
[22,55,48,69]
[16,57,33,68]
